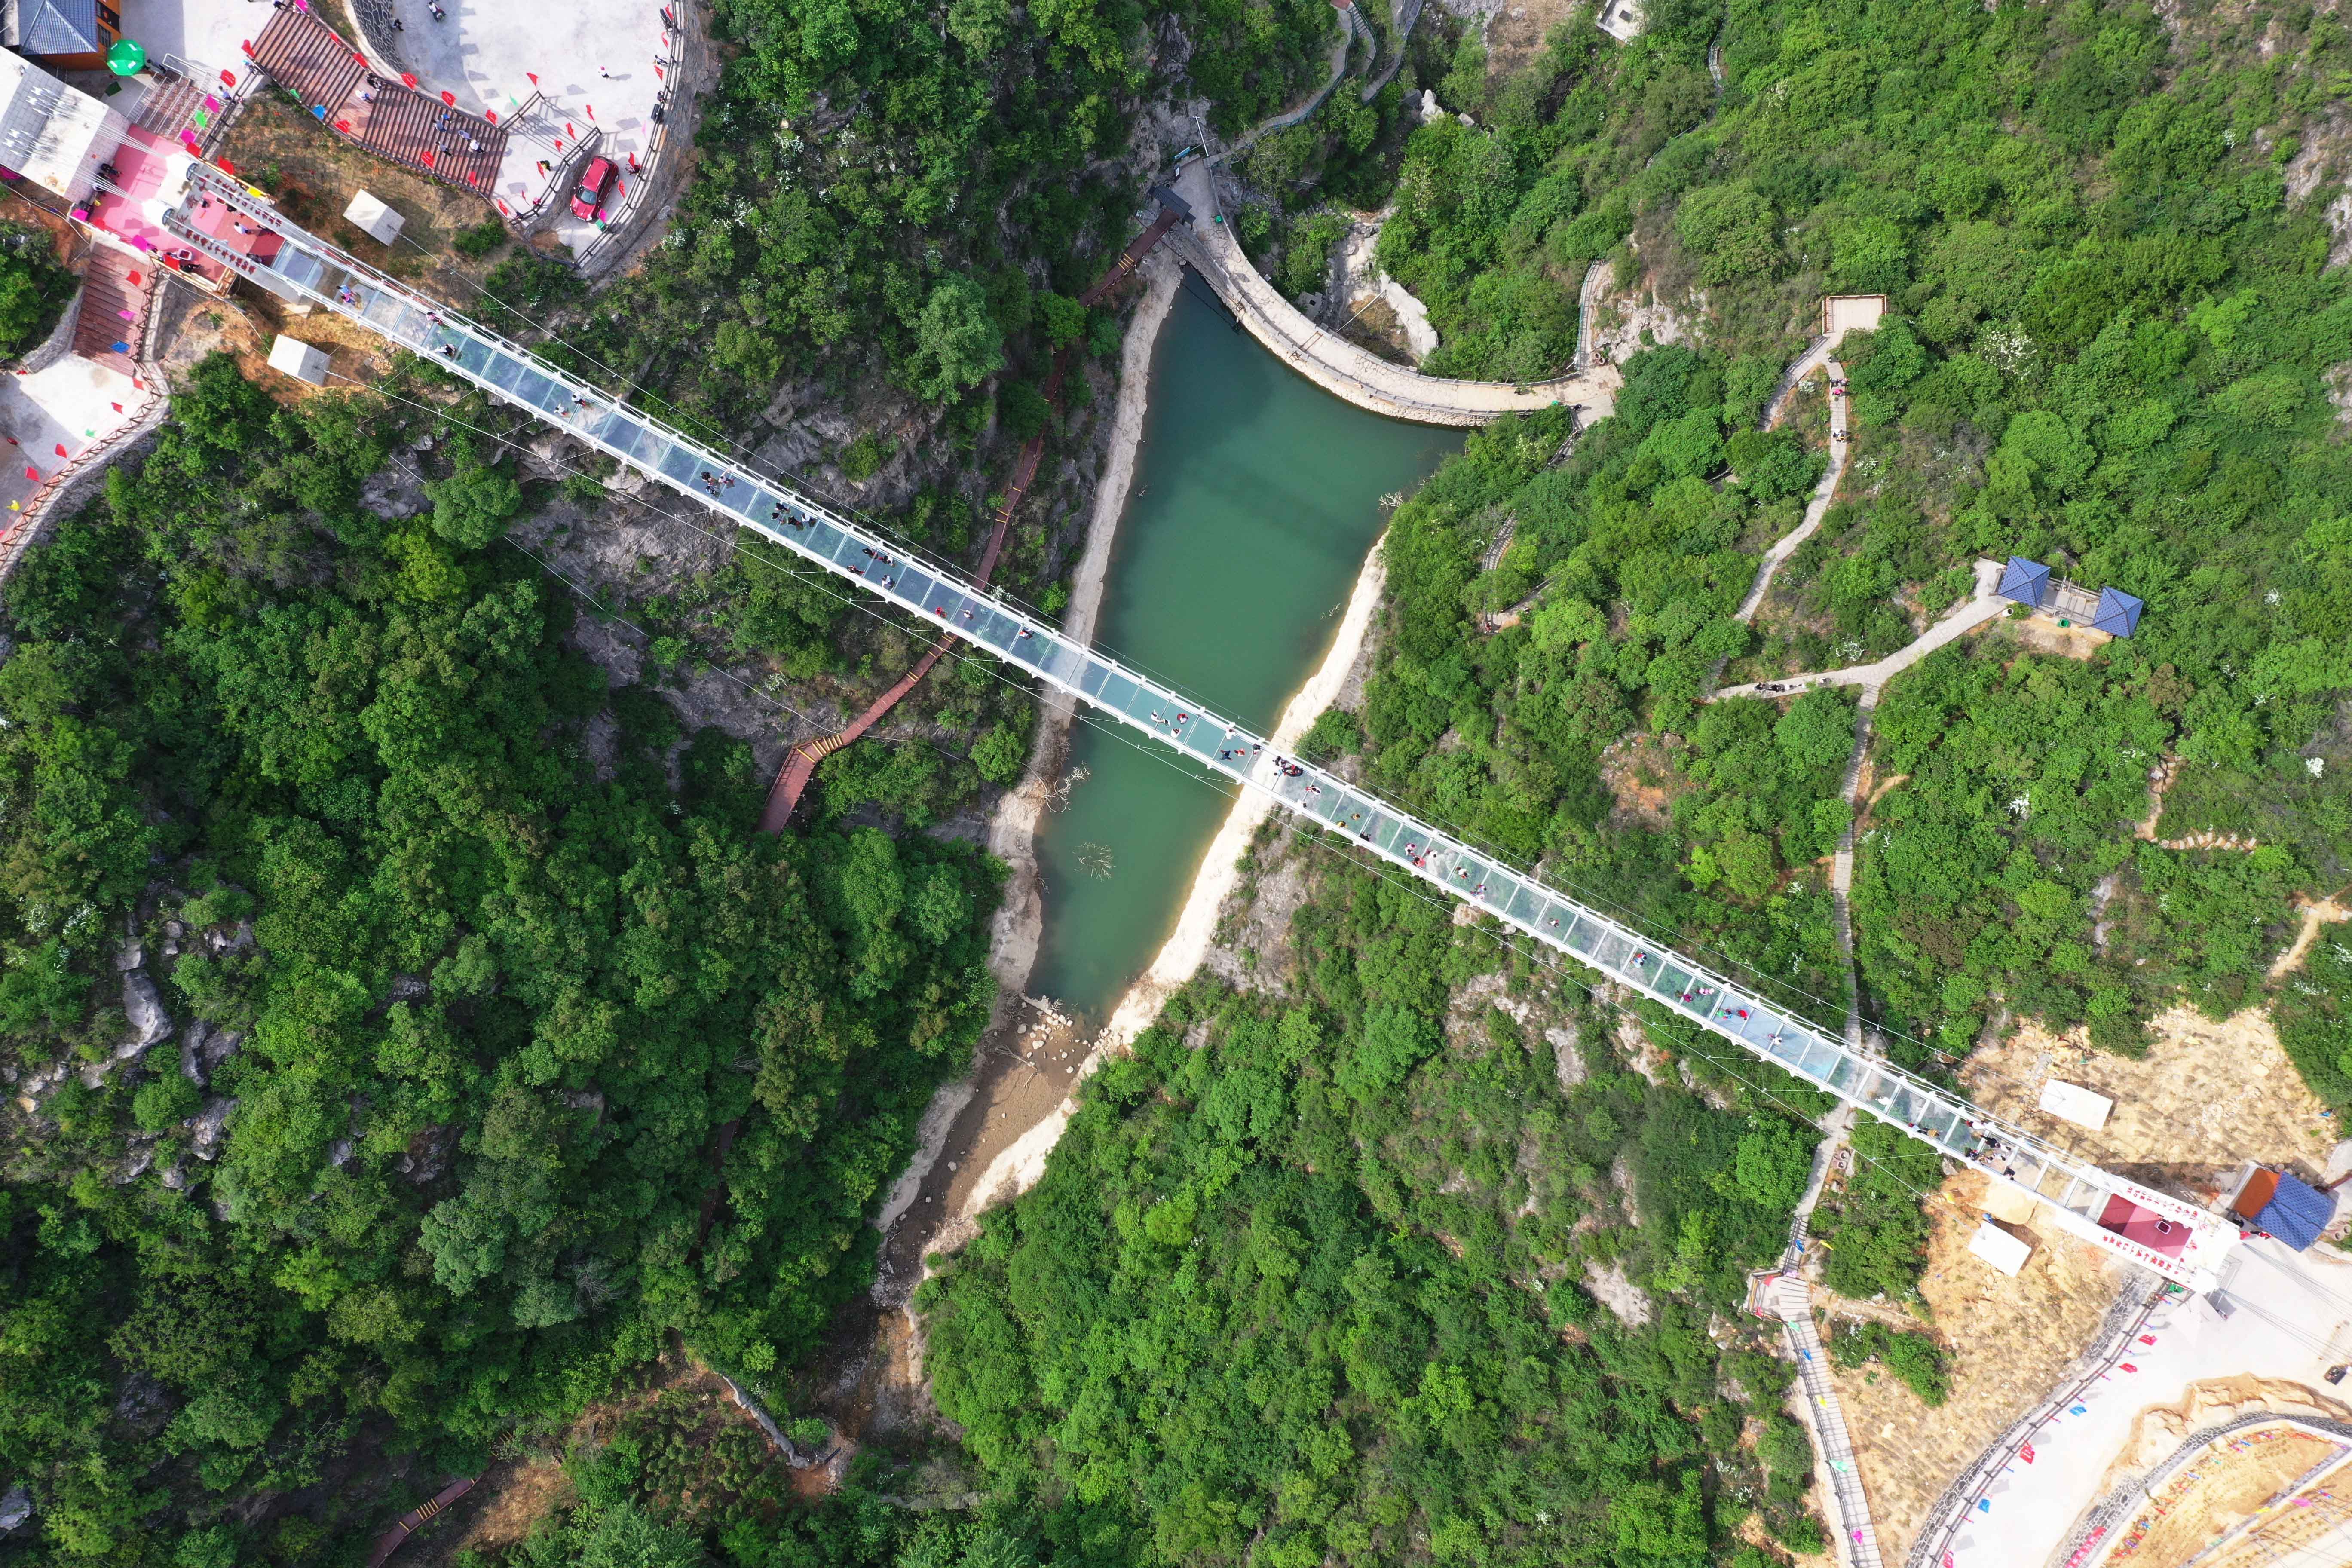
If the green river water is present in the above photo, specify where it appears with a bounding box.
[1028,289,1462,1021]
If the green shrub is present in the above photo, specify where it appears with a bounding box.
[451,217,507,259]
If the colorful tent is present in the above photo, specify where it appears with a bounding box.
[2254,1172,2335,1251]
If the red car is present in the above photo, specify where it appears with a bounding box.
[570,156,617,220]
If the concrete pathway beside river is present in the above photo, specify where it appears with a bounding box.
[1169,162,1620,426]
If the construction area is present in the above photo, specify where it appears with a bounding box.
[1782,995,2352,1567]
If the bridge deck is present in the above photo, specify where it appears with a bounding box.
[156,162,2238,1292]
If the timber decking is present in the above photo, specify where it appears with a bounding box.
[248,9,506,199]
[71,250,154,376]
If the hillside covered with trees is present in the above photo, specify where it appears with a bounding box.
[6,0,2352,1564]
[0,358,1001,1556]
[924,0,2352,1565]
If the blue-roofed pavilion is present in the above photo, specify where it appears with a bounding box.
[1997,556,2050,608]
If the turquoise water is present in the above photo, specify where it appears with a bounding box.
[1027,289,1461,1020]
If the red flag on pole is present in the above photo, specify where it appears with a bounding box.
[217,156,236,177]
[401,72,418,88]
[467,171,479,185]
[441,90,456,107]
[110,402,122,412]
[52,444,66,457]
[24,467,37,481]
[585,105,594,119]
[565,122,575,136]
[127,270,141,285]
[485,108,497,123]
[220,68,236,86]
[240,39,252,54]
[354,52,366,64]
[335,119,352,133]
[527,72,539,84]
[422,150,437,167]
[497,199,511,214]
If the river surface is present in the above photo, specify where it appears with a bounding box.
[1029,290,1461,1020]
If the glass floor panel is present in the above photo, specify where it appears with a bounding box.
[511,367,554,408]
[482,351,528,392]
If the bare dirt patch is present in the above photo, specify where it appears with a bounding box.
[2127,1426,2340,1565]
[1823,1167,2128,1564]
[402,1354,769,1568]
[1994,616,2113,663]
[2084,1390,2352,1568]
[1482,0,1588,87]
[1957,1008,2338,1193]
[217,92,507,290]
[2270,897,2350,980]
[1599,735,1686,830]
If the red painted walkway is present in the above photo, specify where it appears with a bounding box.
[756,203,1184,830]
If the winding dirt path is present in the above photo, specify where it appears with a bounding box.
[1733,340,1847,624]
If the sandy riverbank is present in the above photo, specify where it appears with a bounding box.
[864,251,1183,1288]
[947,529,1393,1217]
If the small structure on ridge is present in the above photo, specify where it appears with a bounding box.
[267,335,331,386]
[1997,555,2145,637]
[343,190,405,247]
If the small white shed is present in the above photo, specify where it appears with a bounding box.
[1969,1218,2034,1278]
[2038,1079,2114,1132]
[343,190,405,246]
[267,335,331,386]
[1596,0,1644,41]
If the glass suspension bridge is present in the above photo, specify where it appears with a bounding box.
[161,162,2239,1294]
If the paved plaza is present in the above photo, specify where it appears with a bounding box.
[1946,1239,2352,1567]
[116,0,668,251]
[0,353,144,514]
[386,0,668,249]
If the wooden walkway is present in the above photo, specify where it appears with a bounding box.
[247,10,505,197]
[756,203,1185,830]
[71,251,156,376]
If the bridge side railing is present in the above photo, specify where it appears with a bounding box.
[158,165,2233,1289]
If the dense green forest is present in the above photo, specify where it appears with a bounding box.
[9,0,2352,1563]
[925,888,1828,1566]
[1320,0,2352,1074]
[0,358,999,1559]
[925,3,2352,1567]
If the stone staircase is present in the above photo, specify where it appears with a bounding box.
[248,9,505,198]
[71,250,155,375]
